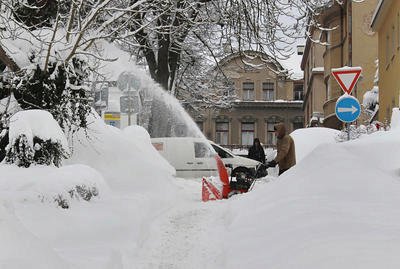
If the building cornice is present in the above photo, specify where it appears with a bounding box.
[371,0,392,31]
[233,101,303,109]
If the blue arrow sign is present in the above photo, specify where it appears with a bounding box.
[335,95,361,123]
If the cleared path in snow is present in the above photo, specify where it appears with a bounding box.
[132,178,228,269]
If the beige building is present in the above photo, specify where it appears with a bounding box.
[185,51,304,148]
[371,0,400,123]
[301,27,326,127]
[308,0,378,129]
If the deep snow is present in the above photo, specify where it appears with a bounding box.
[2,118,400,268]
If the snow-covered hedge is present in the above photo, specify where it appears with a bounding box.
[4,110,69,167]
[0,164,109,209]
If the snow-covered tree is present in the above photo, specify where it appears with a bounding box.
[123,0,333,93]
[0,0,158,162]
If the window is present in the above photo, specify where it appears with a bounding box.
[293,85,304,101]
[194,142,212,158]
[241,122,254,146]
[215,122,229,145]
[196,121,203,133]
[242,82,254,101]
[293,122,303,130]
[266,122,277,146]
[262,82,274,101]
[211,144,233,159]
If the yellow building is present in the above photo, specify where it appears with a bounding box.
[310,0,378,129]
[301,27,326,127]
[371,0,400,123]
[182,51,304,148]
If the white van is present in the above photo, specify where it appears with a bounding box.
[151,137,219,178]
[209,141,262,178]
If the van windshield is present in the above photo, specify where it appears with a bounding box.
[211,144,233,158]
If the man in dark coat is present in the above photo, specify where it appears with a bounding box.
[268,123,296,175]
[247,138,265,164]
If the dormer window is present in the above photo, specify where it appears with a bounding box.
[294,85,304,101]
[262,82,274,101]
[242,82,254,101]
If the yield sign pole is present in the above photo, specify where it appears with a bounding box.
[331,66,362,95]
[331,66,362,141]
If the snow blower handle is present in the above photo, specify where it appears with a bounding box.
[266,160,277,168]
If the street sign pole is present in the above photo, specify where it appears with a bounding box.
[331,66,362,141]
[128,84,131,126]
[118,72,141,127]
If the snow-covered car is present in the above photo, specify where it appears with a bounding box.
[209,141,262,178]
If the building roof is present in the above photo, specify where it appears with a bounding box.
[218,50,286,75]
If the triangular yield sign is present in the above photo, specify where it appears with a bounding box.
[331,67,362,95]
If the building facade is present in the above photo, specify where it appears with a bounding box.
[301,27,326,127]
[306,0,378,129]
[185,51,304,148]
[371,0,400,123]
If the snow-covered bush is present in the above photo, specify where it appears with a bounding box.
[52,184,99,209]
[4,110,69,167]
[0,164,108,209]
[362,59,379,122]
[363,86,379,112]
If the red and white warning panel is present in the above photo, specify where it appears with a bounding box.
[331,66,362,95]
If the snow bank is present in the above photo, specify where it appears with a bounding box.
[390,108,400,130]
[0,204,70,269]
[0,164,108,207]
[66,110,176,193]
[0,110,179,268]
[290,127,340,162]
[223,128,400,269]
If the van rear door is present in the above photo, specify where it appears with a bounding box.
[169,139,197,178]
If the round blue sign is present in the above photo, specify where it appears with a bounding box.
[335,95,361,123]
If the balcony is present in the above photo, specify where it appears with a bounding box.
[323,97,343,129]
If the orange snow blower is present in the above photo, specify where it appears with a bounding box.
[202,156,263,201]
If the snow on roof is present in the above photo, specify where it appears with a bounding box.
[279,51,304,80]
[331,66,362,72]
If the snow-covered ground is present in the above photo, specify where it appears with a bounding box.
[2,116,400,268]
